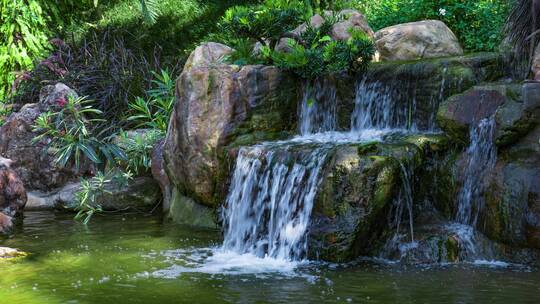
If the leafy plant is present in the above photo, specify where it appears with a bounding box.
[267,25,375,79]
[32,95,125,169]
[220,0,308,50]
[0,0,51,100]
[127,69,176,133]
[116,129,162,174]
[74,169,133,224]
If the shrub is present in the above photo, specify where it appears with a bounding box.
[115,129,163,175]
[264,22,375,79]
[127,69,176,133]
[220,0,309,50]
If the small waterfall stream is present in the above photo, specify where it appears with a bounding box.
[456,117,497,225]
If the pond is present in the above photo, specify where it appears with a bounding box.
[1,211,539,304]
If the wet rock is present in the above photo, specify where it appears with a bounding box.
[481,125,540,249]
[25,177,161,212]
[164,43,298,209]
[374,20,463,61]
[437,84,511,144]
[0,83,86,191]
[167,189,217,229]
[308,138,438,262]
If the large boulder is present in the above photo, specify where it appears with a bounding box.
[374,20,463,61]
[0,157,27,233]
[0,83,86,191]
[163,43,298,216]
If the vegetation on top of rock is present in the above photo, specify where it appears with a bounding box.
[220,2,375,79]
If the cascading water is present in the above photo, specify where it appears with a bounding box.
[221,145,330,261]
[351,78,410,131]
[299,79,337,135]
[456,117,497,225]
[449,116,497,259]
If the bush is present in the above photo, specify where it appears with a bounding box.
[350,0,510,52]
[32,95,125,170]
[220,0,308,49]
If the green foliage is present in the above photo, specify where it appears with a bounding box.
[267,25,375,79]
[116,129,162,175]
[0,0,50,100]
[127,69,175,133]
[32,95,125,169]
[74,169,133,224]
[220,0,308,49]
[352,0,510,52]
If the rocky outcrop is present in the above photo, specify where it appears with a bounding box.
[25,177,161,212]
[0,83,86,191]
[308,135,448,262]
[0,157,27,233]
[163,43,298,218]
[374,20,463,61]
[437,82,540,260]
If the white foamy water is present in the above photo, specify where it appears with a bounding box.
[151,248,303,277]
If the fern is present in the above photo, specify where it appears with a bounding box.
[140,0,161,24]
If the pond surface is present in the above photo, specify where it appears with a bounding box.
[1,211,540,304]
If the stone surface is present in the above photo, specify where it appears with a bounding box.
[437,84,511,144]
[183,42,233,72]
[533,42,540,80]
[0,157,27,234]
[25,177,161,212]
[0,83,87,191]
[163,43,298,210]
[0,247,26,259]
[374,20,463,61]
[331,9,374,41]
[167,189,217,229]
[151,139,172,213]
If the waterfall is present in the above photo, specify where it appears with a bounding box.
[351,78,406,131]
[456,117,496,225]
[299,79,337,135]
[221,145,331,261]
